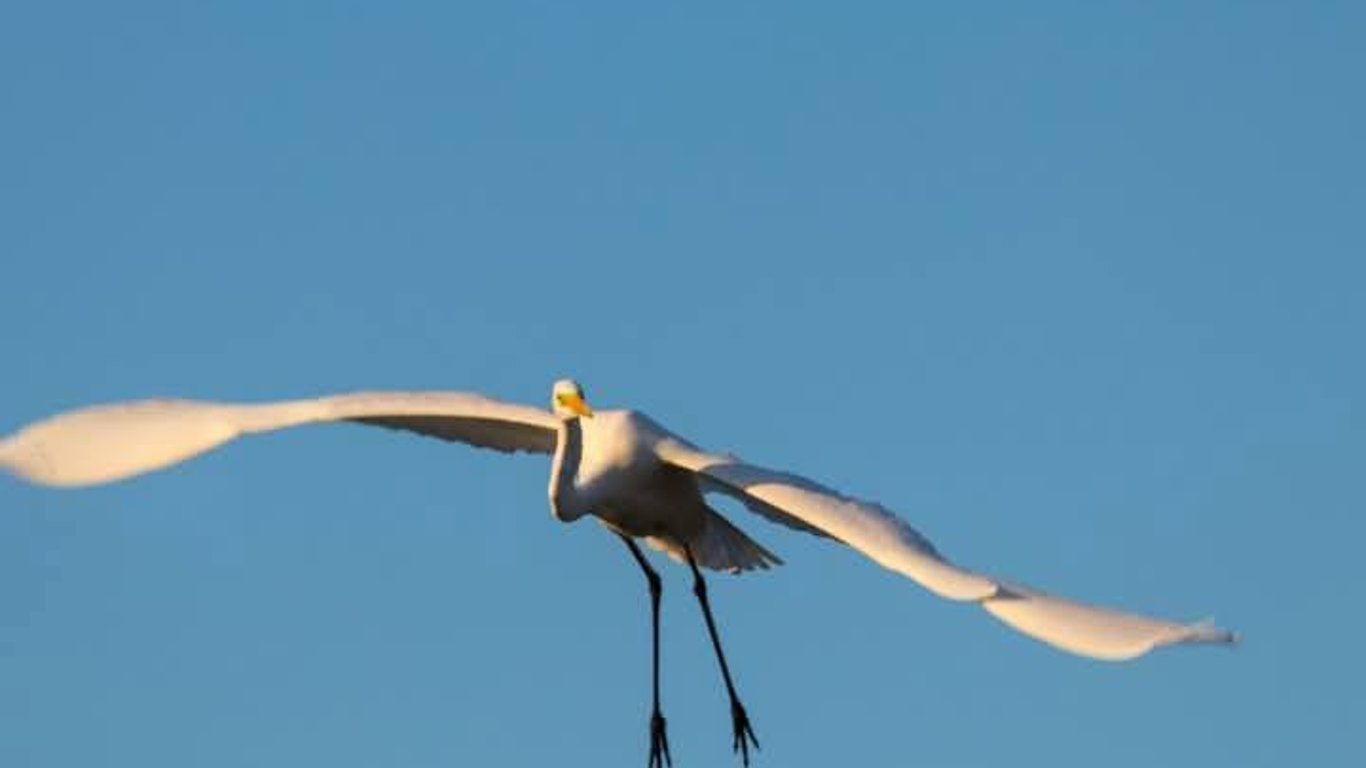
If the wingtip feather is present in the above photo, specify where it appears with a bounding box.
[0,434,18,476]
[1177,618,1240,648]
[0,431,48,485]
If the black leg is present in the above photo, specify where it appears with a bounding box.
[620,534,672,768]
[685,545,760,767]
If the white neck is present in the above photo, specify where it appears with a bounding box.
[548,417,589,522]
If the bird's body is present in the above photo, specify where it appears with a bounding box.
[555,408,777,572]
[570,410,709,537]
[590,450,708,541]
[1,377,1237,766]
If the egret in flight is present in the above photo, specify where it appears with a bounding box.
[0,379,1235,767]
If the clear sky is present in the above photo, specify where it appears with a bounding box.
[1,2,1362,766]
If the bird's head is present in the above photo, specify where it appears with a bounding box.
[551,378,594,419]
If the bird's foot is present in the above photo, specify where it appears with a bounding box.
[648,709,672,768]
[729,699,760,767]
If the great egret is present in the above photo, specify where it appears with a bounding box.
[1,378,1236,767]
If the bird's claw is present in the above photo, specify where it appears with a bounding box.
[730,699,760,766]
[648,710,672,768]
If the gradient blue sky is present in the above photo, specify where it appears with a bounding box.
[2,3,1362,766]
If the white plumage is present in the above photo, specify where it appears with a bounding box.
[0,379,1236,661]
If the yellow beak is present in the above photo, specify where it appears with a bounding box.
[558,393,595,418]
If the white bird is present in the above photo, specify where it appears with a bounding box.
[0,378,1236,767]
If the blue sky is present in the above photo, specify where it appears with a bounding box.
[2,2,1362,765]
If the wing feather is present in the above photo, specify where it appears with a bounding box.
[657,439,1236,661]
[0,391,557,487]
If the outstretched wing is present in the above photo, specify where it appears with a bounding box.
[0,391,558,488]
[656,438,1236,661]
